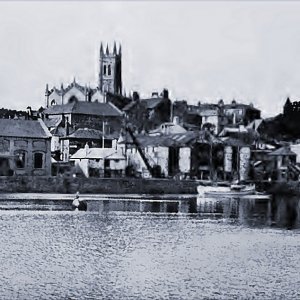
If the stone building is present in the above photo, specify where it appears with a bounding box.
[70,143,125,178]
[0,119,51,176]
[45,42,123,108]
[122,89,172,133]
[43,101,123,161]
[173,99,261,134]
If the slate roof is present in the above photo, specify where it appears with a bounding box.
[0,119,51,138]
[44,102,122,117]
[43,117,62,128]
[141,97,166,109]
[123,131,221,148]
[71,147,125,160]
[122,101,137,112]
[65,128,103,140]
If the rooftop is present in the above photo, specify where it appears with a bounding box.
[44,101,123,117]
[0,119,51,139]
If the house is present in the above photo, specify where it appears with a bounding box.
[0,119,52,176]
[43,101,123,162]
[149,117,187,136]
[268,147,297,181]
[70,143,125,178]
[122,89,171,133]
[221,100,261,126]
[120,130,207,178]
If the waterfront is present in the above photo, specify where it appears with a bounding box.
[0,195,299,299]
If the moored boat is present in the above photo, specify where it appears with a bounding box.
[197,183,256,197]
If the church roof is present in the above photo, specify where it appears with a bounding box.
[0,119,51,139]
[44,102,122,117]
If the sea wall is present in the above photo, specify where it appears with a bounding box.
[0,176,199,194]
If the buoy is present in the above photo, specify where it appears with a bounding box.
[72,192,87,211]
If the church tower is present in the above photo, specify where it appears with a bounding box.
[99,42,122,95]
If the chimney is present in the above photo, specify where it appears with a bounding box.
[84,143,89,157]
[132,91,140,102]
[65,116,69,136]
[152,92,159,98]
[162,89,169,99]
[173,116,180,125]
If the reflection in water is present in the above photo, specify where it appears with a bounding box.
[0,196,299,299]
[196,195,300,229]
[0,194,299,229]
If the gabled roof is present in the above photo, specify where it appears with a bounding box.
[43,117,62,128]
[122,101,137,112]
[44,101,122,117]
[141,97,167,109]
[122,131,221,147]
[246,119,263,131]
[0,119,51,139]
[66,128,103,140]
[71,147,125,160]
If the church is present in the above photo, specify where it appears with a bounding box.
[44,42,123,107]
[42,42,127,163]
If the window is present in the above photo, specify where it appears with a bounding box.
[104,65,107,75]
[15,150,26,169]
[34,153,43,169]
[108,64,111,76]
[69,96,78,103]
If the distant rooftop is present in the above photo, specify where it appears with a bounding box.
[44,101,122,117]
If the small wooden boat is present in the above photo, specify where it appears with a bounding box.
[197,183,256,197]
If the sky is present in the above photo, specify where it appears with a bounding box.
[1,1,300,117]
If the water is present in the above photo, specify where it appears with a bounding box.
[0,195,299,299]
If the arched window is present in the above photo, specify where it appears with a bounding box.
[34,153,43,169]
[108,64,111,76]
[50,99,56,106]
[68,96,78,103]
[14,150,26,169]
[103,65,107,75]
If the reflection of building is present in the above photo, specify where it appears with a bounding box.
[0,119,51,176]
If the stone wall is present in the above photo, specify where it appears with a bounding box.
[0,176,199,194]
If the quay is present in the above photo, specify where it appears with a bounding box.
[0,193,196,201]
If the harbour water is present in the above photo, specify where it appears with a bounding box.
[0,195,299,299]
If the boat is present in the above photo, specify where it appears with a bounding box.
[197,183,256,197]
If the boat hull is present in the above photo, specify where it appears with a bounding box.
[197,184,256,197]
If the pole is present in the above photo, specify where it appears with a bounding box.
[102,114,105,148]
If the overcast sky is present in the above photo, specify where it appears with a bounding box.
[1,1,300,116]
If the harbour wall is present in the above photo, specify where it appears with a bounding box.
[0,176,199,194]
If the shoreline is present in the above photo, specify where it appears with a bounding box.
[0,193,196,201]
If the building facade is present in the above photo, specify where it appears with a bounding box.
[0,119,52,176]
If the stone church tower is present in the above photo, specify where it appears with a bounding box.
[99,42,122,95]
